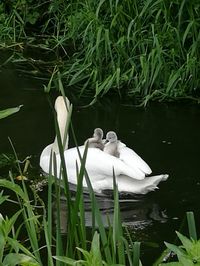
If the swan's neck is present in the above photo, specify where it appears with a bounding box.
[52,99,69,154]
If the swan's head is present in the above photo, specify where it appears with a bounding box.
[55,96,70,113]
[106,131,118,143]
[93,128,103,140]
[53,96,71,153]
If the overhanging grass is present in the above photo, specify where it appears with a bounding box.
[0,0,200,104]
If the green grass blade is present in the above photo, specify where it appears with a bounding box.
[47,151,53,255]
[112,169,125,264]
[133,242,141,266]
[0,105,23,120]
[84,172,112,264]
[186,211,197,241]
[43,217,54,266]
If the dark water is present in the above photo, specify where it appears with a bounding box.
[0,65,200,265]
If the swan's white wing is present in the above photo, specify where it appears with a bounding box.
[40,145,168,194]
[64,146,145,181]
[118,142,152,175]
[40,145,146,181]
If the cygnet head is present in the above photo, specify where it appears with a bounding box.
[93,128,103,140]
[106,131,118,143]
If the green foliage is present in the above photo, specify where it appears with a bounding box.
[44,0,200,104]
[0,210,40,266]
[0,1,43,43]
[0,105,23,120]
[164,232,200,265]
[159,212,200,265]
[0,0,200,103]
[53,232,110,266]
[187,211,197,241]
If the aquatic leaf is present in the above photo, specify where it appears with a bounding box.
[0,105,23,120]
[160,263,182,265]
[90,232,103,263]
[96,26,103,56]
[96,0,106,18]
[13,10,25,25]
[52,256,77,264]
[76,233,106,265]
[3,209,23,237]
[127,20,135,44]
[166,71,180,94]
[0,192,9,205]
[69,63,91,86]
[182,21,194,46]
[7,237,37,259]
[177,255,195,266]
[0,232,5,263]
[0,179,27,200]
[133,242,141,266]
[43,218,54,266]
[187,211,197,241]
[164,242,186,257]
[3,253,40,266]
[84,170,112,263]
[176,231,193,253]
[44,66,57,92]
[76,247,91,262]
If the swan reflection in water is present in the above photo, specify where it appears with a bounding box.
[53,185,167,234]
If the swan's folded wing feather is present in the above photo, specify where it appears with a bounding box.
[89,174,169,194]
[112,174,168,194]
[64,147,145,180]
[40,145,168,194]
[118,144,152,175]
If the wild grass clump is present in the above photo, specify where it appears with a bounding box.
[58,0,200,104]
[0,0,200,104]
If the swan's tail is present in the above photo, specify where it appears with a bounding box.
[115,174,169,194]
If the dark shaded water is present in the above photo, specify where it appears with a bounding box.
[0,65,200,265]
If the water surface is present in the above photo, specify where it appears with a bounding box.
[0,66,200,265]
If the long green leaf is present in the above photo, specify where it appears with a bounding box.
[164,242,186,257]
[0,105,23,120]
[176,231,193,253]
[3,253,40,266]
[133,242,141,266]
[0,180,27,200]
[186,211,197,241]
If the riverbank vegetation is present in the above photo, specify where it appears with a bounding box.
[0,0,199,104]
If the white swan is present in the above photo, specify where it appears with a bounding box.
[40,96,169,194]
